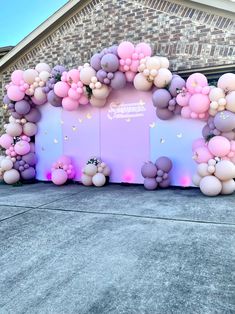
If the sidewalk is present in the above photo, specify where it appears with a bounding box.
[0,183,234,314]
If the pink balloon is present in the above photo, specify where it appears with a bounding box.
[79,95,89,105]
[14,140,30,156]
[7,85,25,101]
[135,43,152,57]
[57,155,72,165]
[67,69,80,83]
[11,70,24,85]
[176,92,191,107]
[193,146,213,163]
[117,41,135,59]
[130,60,139,72]
[68,88,80,100]
[54,81,70,98]
[125,71,136,82]
[62,97,78,111]
[181,106,191,118]
[51,169,68,185]
[192,138,206,151]
[208,136,231,157]
[0,134,13,149]
[189,94,210,113]
[186,73,208,94]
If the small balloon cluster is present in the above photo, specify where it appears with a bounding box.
[152,75,185,120]
[193,159,235,196]
[81,157,111,187]
[51,155,75,186]
[141,157,173,190]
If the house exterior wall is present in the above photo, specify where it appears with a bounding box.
[0,0,235,133]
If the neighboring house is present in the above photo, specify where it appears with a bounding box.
[0,0,235,131]
[0,46,14,60]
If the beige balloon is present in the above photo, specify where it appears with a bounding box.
[92,85,110,100]
[3,169,20,184]
[221,179,235,195]
[23,69,38,84]
[84,164,97,176]
[199,175,222,196]
[146,57,161,70]
[154,68,172,88]
[209,87,225,102]
[35,63,51,73]
[90,96,106,108]
[102,166,111,176]
[1,158,13,171]
[192,173,201,186]
[23,122,38,137]
[39,71,50,82]
[34,87,47,102]
[134,73,152,91]
[81,174,93,186]
[92,173,106,187]
[159,57,170,68]
[225,91,235,113]
[197,163,210,177]
[6,123,22,137]
[218,73,235,92]
[214,160,235,181]
[80,67,96,85]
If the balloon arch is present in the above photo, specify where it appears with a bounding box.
[1,41,235,196]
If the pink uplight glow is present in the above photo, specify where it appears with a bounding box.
[180,175,191,187]
[46,172,52,180]
[123,170,135,183]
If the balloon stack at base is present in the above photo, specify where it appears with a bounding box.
[81,157,111,187]
[51,156,75,186]
[141,157,172,190]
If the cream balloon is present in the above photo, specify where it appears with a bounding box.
[154,68,172,88]
[225,91,235,113]
[23,69,38,84]
[3,169,20,184]
[34,87,47,102]
[35,63,51,73]
[209,87,225,102]
[92,85,110,99]
[1,158,13,171]
[214,160,235,181]
[221,179,235,195]
[80,67,96,85]
[199,175,222,196]
[90,96,106,108]
[81,174,93,186]
[23,122,38,137]
[159,57,170,68]
[39,71,50,82]
[134,73,152,91]
[192,173,201,186]
[84,164,97,176]
[218,73,235,92]
[146,57,161,70]
[197,163,210,177]
[92,173,106,187]
[6,123,22,137]
[102,166,111,176]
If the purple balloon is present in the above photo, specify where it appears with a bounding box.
[152,89,172,109]
[25,108,41,123]
[22,152,37,166]
[214,110,235,132]
[144,178,158,190]
[21,167,36,180]
[202,125,211,138]
[13,161,20,170]
[101,53,119,72]
[15,100,31,115]
[173,104,182,115]
[168,75,186,97]
[156,108,174,120]
[47,90,62,107]
[110,71,126,90]
[155,156,172,173]
[90,53,101,71]
[159,178,171,188]
[3,95,11,105]
[11,112,23,119]
[141,162,157,178]
[97,69,107,83]
[108,45,118,55]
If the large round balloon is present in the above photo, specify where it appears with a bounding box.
[208,136,230,157]
[218,73,235,92]
[3,169,20,184]
[214,160,235,181]
[199,175,222,196]
[141,162,157,178]
[214,110,235,132]
[52,169,68,185]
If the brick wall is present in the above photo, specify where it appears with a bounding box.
[0,0,235,134]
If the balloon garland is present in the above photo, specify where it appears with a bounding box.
[0,41,235,196]
[81,157,111,187]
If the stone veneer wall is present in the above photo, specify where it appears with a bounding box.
[0,0,235,133]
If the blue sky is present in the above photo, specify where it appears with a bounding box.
[0,0,68,47]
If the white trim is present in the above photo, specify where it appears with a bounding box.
[0,0,81,69]
[189,0,235,13]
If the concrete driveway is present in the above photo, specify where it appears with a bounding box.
[0,182,234,314]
